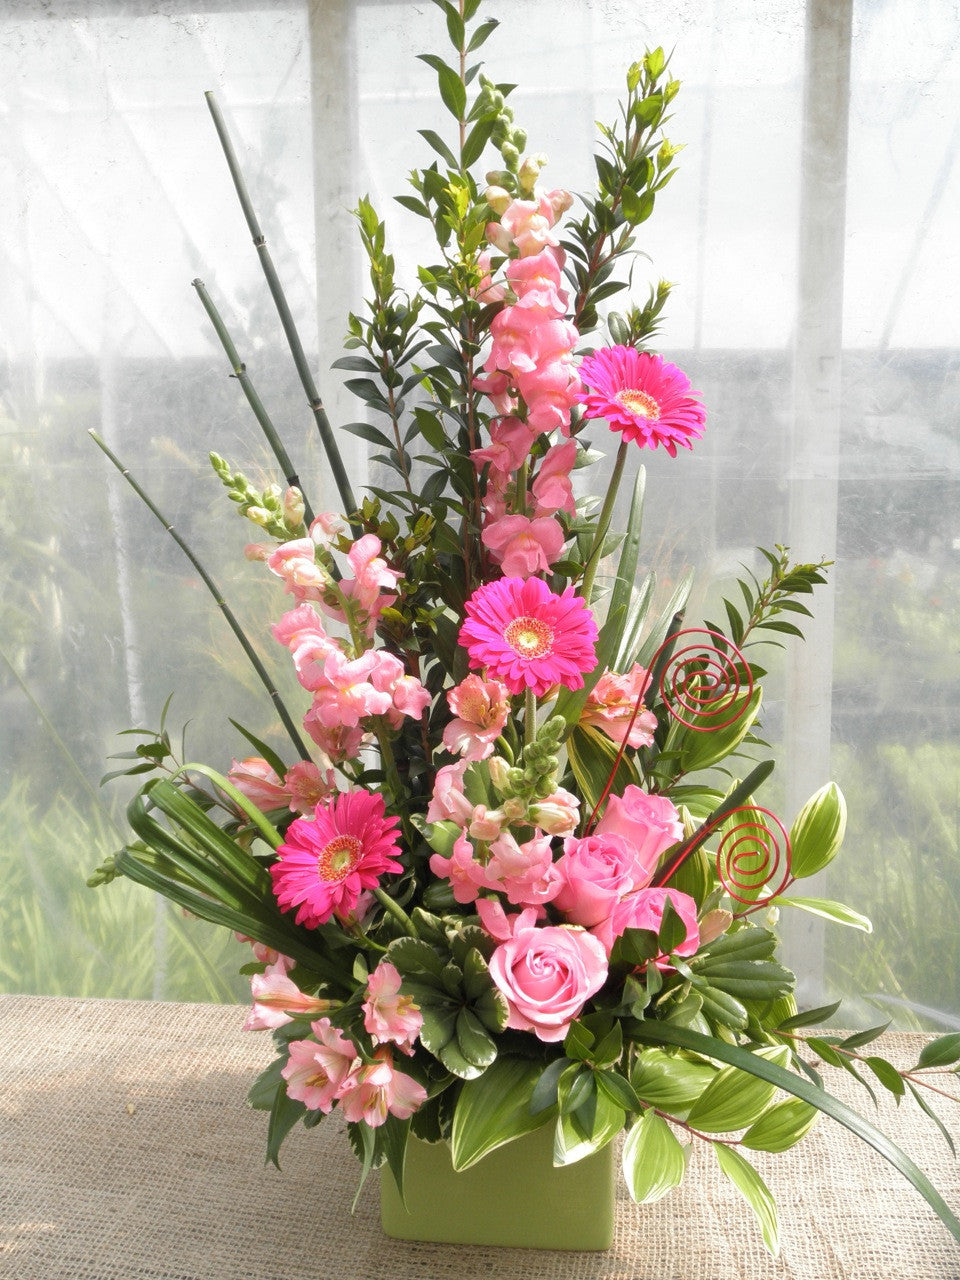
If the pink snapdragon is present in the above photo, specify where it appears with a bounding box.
[580,664,659,749]
[363,961,423,1050]
[483,832,563,906]
[443,674,510,762]
[531,440,578,517]
[470,415,538,478]
[481,513,565,578]
[428,833,486,904]
[267,537,326,602]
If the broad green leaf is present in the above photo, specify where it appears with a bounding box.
[554,1086,624,1166]
[566,724,640,815]
[630,1049,716,1113]
[789,782,847,878]
[741,1098,819,1152]
[451,1057,553,1170]
[773,896,872,933]
[677,686,762,774]
[455,1008,498,1070]
[864,1055,906,1098]
[622,1110,687,1204]
[685,1051,787,1133]
[714,1142,779,1256]
[627,1020,960,1247]
[248,1056,286,1111]
[606,464,646,635]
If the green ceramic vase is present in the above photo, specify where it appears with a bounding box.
[380,1123,616,1250]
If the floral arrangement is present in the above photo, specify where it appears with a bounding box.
[89,0,960,1255]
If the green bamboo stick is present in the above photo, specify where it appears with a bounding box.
[192,277,316,528]
[89,430,313,762]
[203,91,359,526]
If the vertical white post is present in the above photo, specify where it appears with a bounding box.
[308,0,365,509]
[781,0,853,1002]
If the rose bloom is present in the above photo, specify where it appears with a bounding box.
[593,886,700,960]
[553,832,652,928]
[595,785,683,884]
[487,908,608,1042]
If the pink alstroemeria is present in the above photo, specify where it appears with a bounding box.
[428,833,486,904]
[283,760,336,815]
[363,961,423,1050]
[443,674,511,762]
[281,1018,358,1112]
[482,514,566,578]
[482,832,563,907]
[227,757,288,811]
[580,664,658,749]
[244,969,334,1032]
[337,1048,428,1127]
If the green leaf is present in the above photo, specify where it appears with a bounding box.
[455,1007,498,1070]
[266,1084,305,1169]
[741,1098,819,1153]
[677,685,762,774]
[773,897,872,933]
[248,1055,286,1111]
[595,1067,643,1114]
[530,1058,569,1116]
[566,724,640,816]
[466,17,499,52]
[685,1051,787,1133]
[418,128,458,167]
[451,1057,553,1170]
[554,1085,624,1166]
[789,782,847,878]
[627,1020,960,1247]
[776,1000,843,1031]
[228,719,288,781]
[622,1110,687,1204]
[906,1082,956,1157]
[630,1049,716,1113]
[918,1033,960,1069]
[713,1143,779,1256]
[864,1056,906,1098]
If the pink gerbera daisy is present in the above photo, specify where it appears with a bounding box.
[270,790,402,927]
[577,346,706,456]
[458,576,598,697]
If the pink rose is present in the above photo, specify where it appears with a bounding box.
[553,832,651,927]
[487,908,608,1042]
[593,887,700,960]
[595,785,683,882]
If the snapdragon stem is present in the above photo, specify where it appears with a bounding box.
[525,686,537,752]
[580,440,630,605]
[192,278,316,529]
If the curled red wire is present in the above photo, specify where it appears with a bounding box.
[715,806,792,906]
[651,628,753,732]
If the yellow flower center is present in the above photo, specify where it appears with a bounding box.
[318,834,362,883]
[504,615,554,659]
[615,388,660,420]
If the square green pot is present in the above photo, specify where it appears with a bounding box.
[380,1123,616,1250]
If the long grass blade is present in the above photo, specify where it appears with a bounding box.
[88,430,312,761]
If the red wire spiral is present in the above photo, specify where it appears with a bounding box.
[715,806,792,906]
[652,628,753,732]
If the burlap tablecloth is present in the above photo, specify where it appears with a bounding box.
[2,995,959,1279]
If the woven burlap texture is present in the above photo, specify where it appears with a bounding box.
[2,995,959,1280]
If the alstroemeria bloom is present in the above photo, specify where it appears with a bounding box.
[486,908,608,1043]
[459,576,598,698]
[281,1018,357,1112]
[580,664,658,749]
[482,514,565,578]
[227,757,288,811]
[337,1048,428,1127]
[271,790,402,927]
[283,760,335,815]
[363,961,423,1049]
[595,785,683,883]
[244,969,334,1032]
[443,674,510,762]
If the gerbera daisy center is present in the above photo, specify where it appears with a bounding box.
[615,388,661,420]
[503,615,555,660]
[317,834,363,883]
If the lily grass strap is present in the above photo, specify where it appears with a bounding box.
[1,994,957,1279]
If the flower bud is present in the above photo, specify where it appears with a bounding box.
[283,486,305,527]
[245,506,270,527]
[487,756,511,794]
[483,185,512,216]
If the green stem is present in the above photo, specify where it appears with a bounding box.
[204,92,359,530]
[580,440,629,605]
[524,686,537,752]
[192,277,316,528]
[89,430,313,762]
[373,886,419,938]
